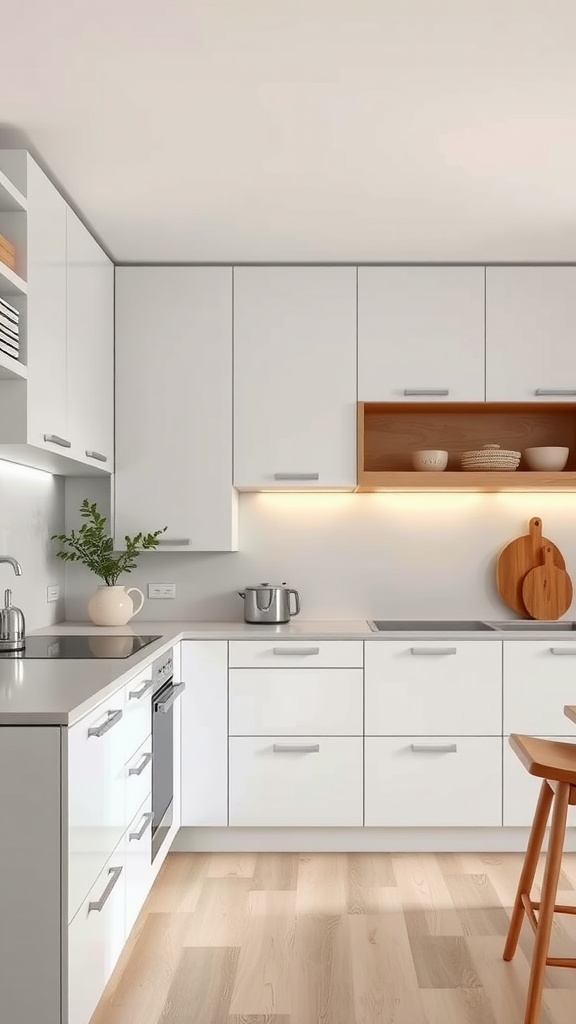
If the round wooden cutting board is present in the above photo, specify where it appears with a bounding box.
[496,517,567,616]
[522,545,573,620]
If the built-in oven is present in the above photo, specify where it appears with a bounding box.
[151,650,185,862]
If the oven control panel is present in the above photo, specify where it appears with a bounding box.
[152,649,173,689]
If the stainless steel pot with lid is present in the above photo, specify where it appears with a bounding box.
[237,583,301,624]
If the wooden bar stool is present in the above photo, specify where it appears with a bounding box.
[503,733,576,1024]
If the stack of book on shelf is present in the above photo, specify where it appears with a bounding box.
[0,298,20,361]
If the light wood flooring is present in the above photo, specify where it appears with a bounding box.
[93,851,576,1024]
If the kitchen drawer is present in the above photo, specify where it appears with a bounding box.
[68,693,126,923]
[228,639,364,669]
[229,668,363,735]
[365,736,502,827]
[123,664,153,758]
[124,794,154,938]
[229,736,363,826]
[504,641,576,735]
[365,641,502,735]
[124,734,152,826]
[68,847,125,1024]
[503,737,576,826]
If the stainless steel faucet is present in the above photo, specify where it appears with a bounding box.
[0,556,22,576]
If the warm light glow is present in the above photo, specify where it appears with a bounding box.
[0,459,53,483]
[253,491,485,514]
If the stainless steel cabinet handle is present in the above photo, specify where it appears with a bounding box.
[273,743,320,753]
[403,389,450,397]
[535,389,576,396]
[88,708,123,738]
[43,434,71,448]
[129,812,154,842]
[156,538,191,546]
[85,450,108,463]
[128,752,152,776]
[550,648,576,656]
[273,472,320,481]
[88,866,123,912]
[273,646,320,656]
[410,647,457,656]
[129,679,153,700]
[154,681,186,713]
[411,743,458,753]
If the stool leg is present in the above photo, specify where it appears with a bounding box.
[503,779,553,961]
[523,781,570,1024]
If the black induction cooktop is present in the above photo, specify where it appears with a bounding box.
[0,634,162,659]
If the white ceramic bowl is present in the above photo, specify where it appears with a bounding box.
[412,449,448,472]
[524,446,569,471]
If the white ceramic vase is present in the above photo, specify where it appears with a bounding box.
[87,585,145,627]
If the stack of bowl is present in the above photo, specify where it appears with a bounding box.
[461,444,521,472]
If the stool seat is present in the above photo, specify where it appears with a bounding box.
[510,733,576,789]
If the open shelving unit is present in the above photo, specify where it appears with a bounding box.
[357,401,576,490]
[0,159,27,377]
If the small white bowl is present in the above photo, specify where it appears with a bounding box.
[524,446,569,471]
[412,449,448,472]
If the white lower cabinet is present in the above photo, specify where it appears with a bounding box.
[181,641,228,826]
[504,641,576,735]
[124,794,154,937]
[229,736,363,826]
[68,848,126,1024]
[503,737,576,827]
[229,668,363,736]
[124,734,152,826]
[365,737,502,827]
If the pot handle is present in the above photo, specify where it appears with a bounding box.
[237,591,245,599]
[289,589,301,617]
[126,587,145,618]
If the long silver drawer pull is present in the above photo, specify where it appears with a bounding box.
[273,472,320,481]
[128,752,152,776]
[403,388,449,396]
[273,647,320,656]
[410,647,457,656]
[88,708,123,738]
[85,449,108,462]
[43,433,71,448]
[129,679,153,700]
[273,743,320,753]
[88,866,123,912]
[156,538,191,546]
[129,812,154,842]
[550,648,576,655]
[411,743,458,753]
[535,389,576,396]
[155,681,186,713]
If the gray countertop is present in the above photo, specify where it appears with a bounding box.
[1,618,575,726]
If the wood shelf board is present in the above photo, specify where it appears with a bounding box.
[0,351,26,380]
[0,170,26,213]
[356,471,576,491]
[0,261,26,297]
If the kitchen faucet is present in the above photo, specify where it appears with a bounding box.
[0,556,25,651]
[0,556,22,576]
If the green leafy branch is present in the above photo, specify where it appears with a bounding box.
[51,499,166,586]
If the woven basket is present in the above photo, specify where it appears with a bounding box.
[461,443,521,472]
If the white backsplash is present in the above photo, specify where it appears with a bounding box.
[0,459,65,629]
[64,490,576,623]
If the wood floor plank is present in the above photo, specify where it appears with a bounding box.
[145,853,209,912]
[159,945,239,1023]
[228,1017,291,1023]
[419,988,498,1024]
[295,853,348,916]
[393,854,464,937]
[468,935,557,1024]
[250,853,298,891]
[229,892,296,1016]
[207,853,258,878]
[347,853,396,913]
[409,935,483,989]
[443,873,510,936]
[184,877,252,946]
[293,914,355,1024]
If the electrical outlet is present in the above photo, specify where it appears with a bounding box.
[147,583,176,599]
[46,585,59,603]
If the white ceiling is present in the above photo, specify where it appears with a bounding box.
[3,0,576,263]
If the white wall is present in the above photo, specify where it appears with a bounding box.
[0,460,65,630]
[64,490,576,623]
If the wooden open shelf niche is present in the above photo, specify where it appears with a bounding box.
[357,402,576,490]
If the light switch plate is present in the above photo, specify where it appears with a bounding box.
[46,585,59,603]
[148,583,176,599]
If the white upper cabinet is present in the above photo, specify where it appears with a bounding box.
[358,266,486,402]
[486,267,576,401]
[66,209,114,470]
[115,267,237,551]
[233,266,357,489]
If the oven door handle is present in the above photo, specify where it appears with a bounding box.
[154,681,186,713]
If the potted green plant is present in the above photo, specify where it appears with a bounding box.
[52,499,166,626]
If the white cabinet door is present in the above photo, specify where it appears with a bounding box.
[26,156,68,447]
[115,267,237,551]
[358,267,485,402]
[124,734,152,827]
[233,266,357,488]
[503,738,576,827]
[180,641,228,826]
[68,850,126,1024]
[504,641,576,735]
[229,668,363,736]
[486,267,576,401]
[365,737,502,827]
[228,639,364,669]
[66,208,114,470]
[124,794,153,938]
[229,736,363,826]
[365,641,502,736]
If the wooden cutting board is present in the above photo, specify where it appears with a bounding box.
[522,545,573,620]
[496,517,566,616]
